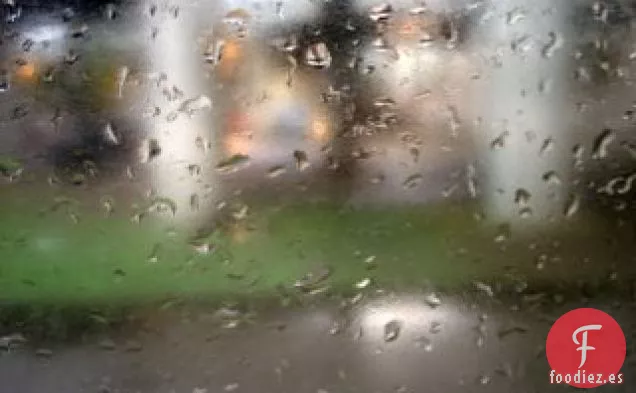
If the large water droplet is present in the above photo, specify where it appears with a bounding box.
[564,194,580,218]
[474,281,494,297]
[140,138,162,163]
[592,129,615,159]
[179,95,213,116]
[414,336,433,352]
[216,154,250,174]
[383,320,402,342]
[539,137,554,156]
[102,123,120,146]
[424,292,442,308]
[403,174,423,189]
[490,131,509,150]
[148,197,178,216]
[369,3,393,22]
[293,150,310,171]
[305,42,332,69]
[514,188,531,207]
[541,32,562,59]
[0,70,10,93]
[506,7,526,25]
[542,171,561,186]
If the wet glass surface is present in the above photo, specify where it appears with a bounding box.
[1,0,636,391]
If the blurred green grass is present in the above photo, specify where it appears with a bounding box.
[0,182,634,306]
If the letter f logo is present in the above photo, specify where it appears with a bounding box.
[572,324,602,368]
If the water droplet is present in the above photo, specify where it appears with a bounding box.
[355,278,371,289]
[305,42,332,69]
[478,374,491,385]
[564,194,580,218]
[572,144,585,167]
[424,292,442,308]
[592,129,615,159]
[293,150,310,171]
[383,320,402,342]
[494,223,511,243]
[0,333,27,350]
[190,194,200,211]
[0,70,9,93]
[179,95,213,116]
[541,32,562,59]
[224,383,239,392]
[592,1,608,22]
[511,35,533,53]
[101,197,115,215]
[115,66,128,99]
[369,3,393,22]
[506,8,526,25]
[409,147,420,163]
[403,174,423,189]
[475,333,485,348]
[542,171,561,186]
[294,265,331,292]
[192,242,213,255]
[71,23,89,38]
[35,348,53,358]
[474,281,494,297]
[64,50,79,65]
[232,204,249,220]
[440,17,459,49]
[222,7,249,26]
[514,188,531,207]
[429,321,442,334]
[490,131,509,150]
[535,256,545,270]
[363,255,377,269]
[5,3,22,23]
[21,38,34,52]
[105,3,118,20]
[102,123,120,145]
[539,137,554,156]
[447,106,461,137]
[519,207,533,218]
[216,154,250,174]
[0,156,22,179]
[148,197,177,216]
[97,338,116,350]
[140,138,162,163]
[62,7,75,22]
[409,5,428,15]
[267,165,286,178]
[414,336,433,352]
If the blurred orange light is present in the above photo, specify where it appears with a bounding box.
[398,17,422,37]
[218,40,243,79]
[224,134,252,156]
[16,63,35,80]
[310,118,330,143]
[222,40,241,62]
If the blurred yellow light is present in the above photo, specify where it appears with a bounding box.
[310,117,330,143]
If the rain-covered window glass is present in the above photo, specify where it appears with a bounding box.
[0,0,634,392]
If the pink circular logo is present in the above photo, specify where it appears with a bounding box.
[546,308,626,388]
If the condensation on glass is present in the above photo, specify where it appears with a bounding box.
[0,1,634,392]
